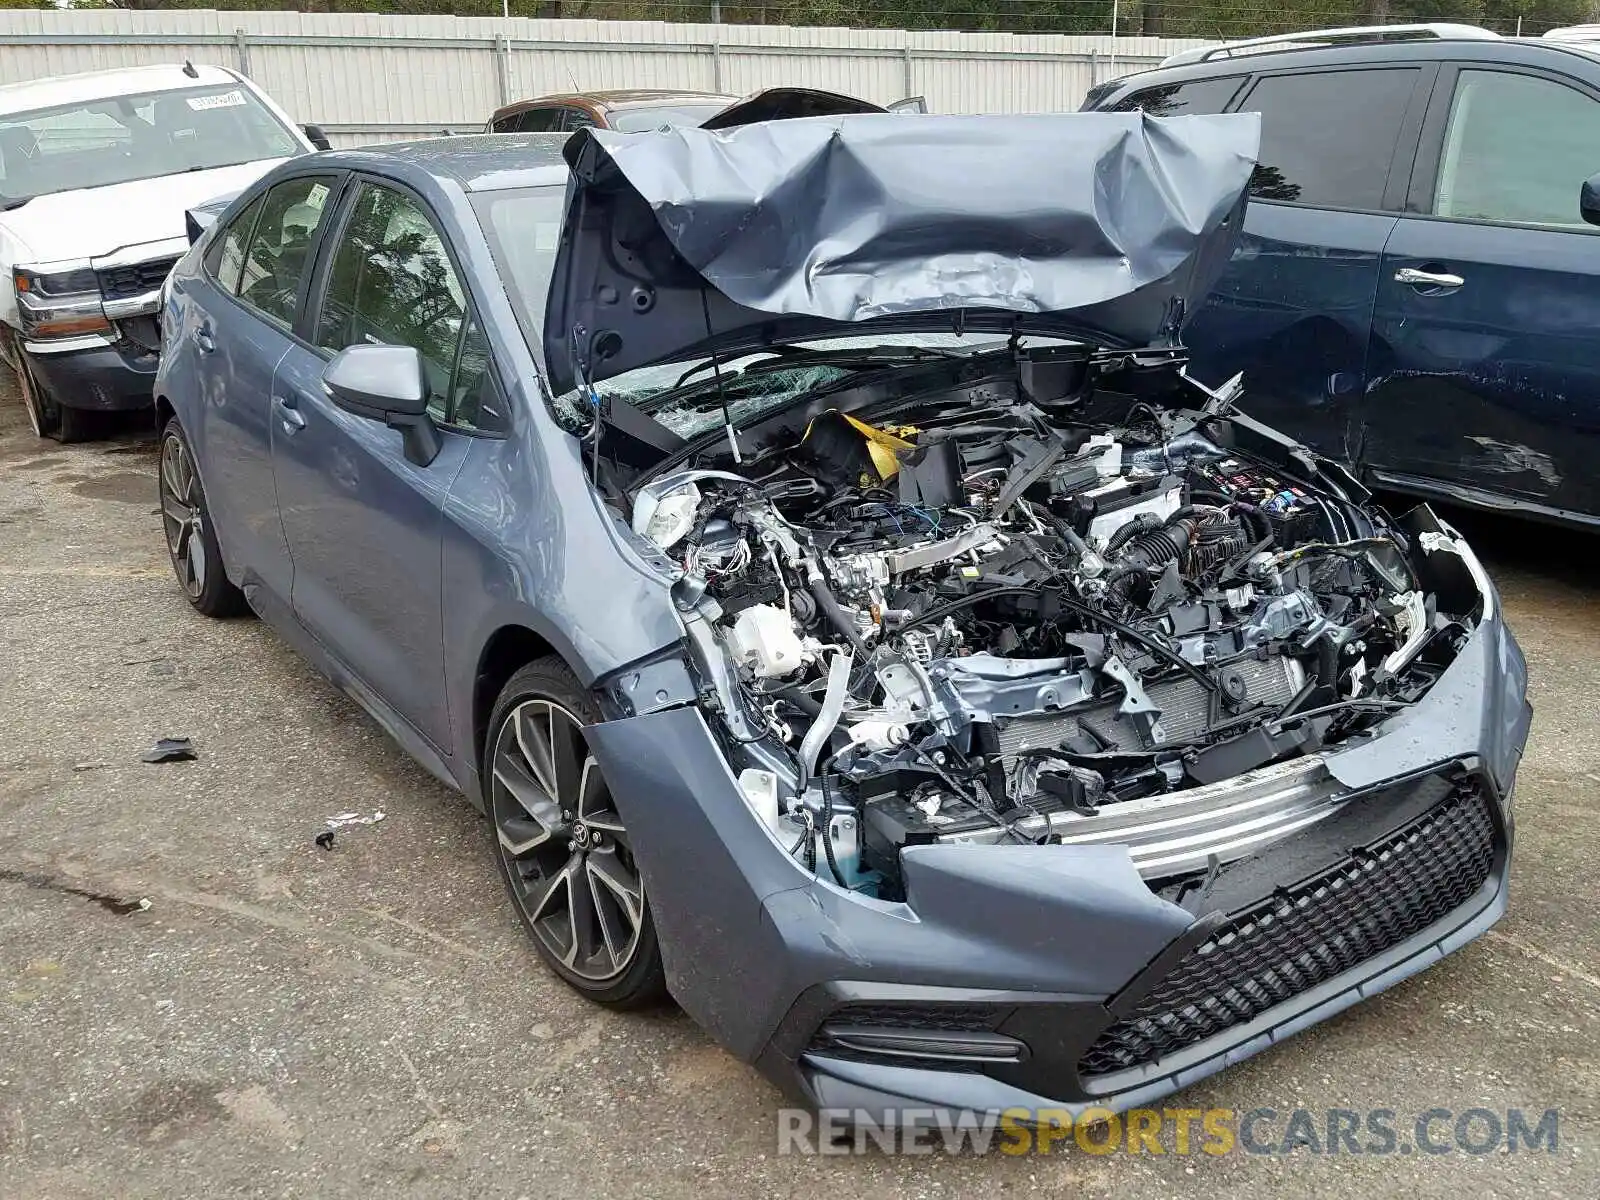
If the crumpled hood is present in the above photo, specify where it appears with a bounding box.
[544,111,1261,394]
[1,158,290,265]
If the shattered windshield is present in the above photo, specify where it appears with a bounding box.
[470,183,1079,437]
[553,334,1032,438]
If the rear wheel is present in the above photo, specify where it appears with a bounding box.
[159,417,247,617]
[486,658,667,1010]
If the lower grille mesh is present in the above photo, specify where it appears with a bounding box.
[1078,782,1497,1080]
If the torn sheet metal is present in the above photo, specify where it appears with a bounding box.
[546,111,1262,391]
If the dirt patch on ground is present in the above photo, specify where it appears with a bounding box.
[70,471,155,505]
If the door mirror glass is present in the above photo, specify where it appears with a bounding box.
[302,123,332,151]
[1581,173,1600,227]
[323,344,428,418]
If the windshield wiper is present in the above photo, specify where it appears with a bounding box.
[645,343,987,415]
[0,196,31,211]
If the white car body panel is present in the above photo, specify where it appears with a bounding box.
[0,64,313,332]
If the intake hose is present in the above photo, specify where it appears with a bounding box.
[1103,514,1161,555]
[1115,520,1195,571]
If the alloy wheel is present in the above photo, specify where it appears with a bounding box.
[491,699,645,982]
[159,431,207,598]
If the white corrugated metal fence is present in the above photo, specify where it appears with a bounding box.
[0,11,1209,146]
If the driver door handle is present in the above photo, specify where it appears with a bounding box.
[194,323,216,353]
[1395,266,1465,290]
[272,393,306,434]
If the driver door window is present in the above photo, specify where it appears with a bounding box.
[316,181,499,431]
[1432,70,1600,228]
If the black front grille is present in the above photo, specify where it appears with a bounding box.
[97,256,179,301]
[1078,783,1497,1080]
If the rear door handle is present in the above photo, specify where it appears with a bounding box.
[272,394,306,434]
[194,323,216,353]
[1395,266,1465,290]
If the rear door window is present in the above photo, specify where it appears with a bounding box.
[1107,76,1245,116]
[1432,70,1600,228]
[1238,68,1420,209]
[234,175,338,329]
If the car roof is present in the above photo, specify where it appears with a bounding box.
[311,133,573,193]
[493,89,735,118]
[0,63,239,117]
[1096,33,1600,96]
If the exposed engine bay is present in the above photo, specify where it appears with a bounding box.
[610,346,1483,903]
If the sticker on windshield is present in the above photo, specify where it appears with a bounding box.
[535,223,560,251]
[187,91,247,112]
[306,183,329,211]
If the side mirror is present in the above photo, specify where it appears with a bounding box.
[322,345,441,466]
[302,123,333,152]
[1582,173,1600,227]
[887,96,928,114]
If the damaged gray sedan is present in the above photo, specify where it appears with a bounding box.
[156,111,1530,1121]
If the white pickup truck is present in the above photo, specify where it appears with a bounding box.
[0,63,321,440]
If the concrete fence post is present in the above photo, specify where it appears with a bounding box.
[494,32,513,109]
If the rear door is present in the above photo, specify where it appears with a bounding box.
[1178,65,1434,462]
[270,177,492,751]
[1365,63,1600,520]
[187,174,341,609]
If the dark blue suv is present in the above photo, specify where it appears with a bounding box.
[1083,25,1600,528]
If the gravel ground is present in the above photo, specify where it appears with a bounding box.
[1,382,1596,1198]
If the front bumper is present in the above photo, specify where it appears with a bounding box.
[586,569,1530,1120]
[25,336,159,414]
[775,769,1509,1118]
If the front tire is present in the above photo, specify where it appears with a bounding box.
[159,417,247,617]
[16,352,95,442]
[16,353,59,439]
[486,658,667,1010]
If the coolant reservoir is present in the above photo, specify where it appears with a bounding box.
[724,604,805,679]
